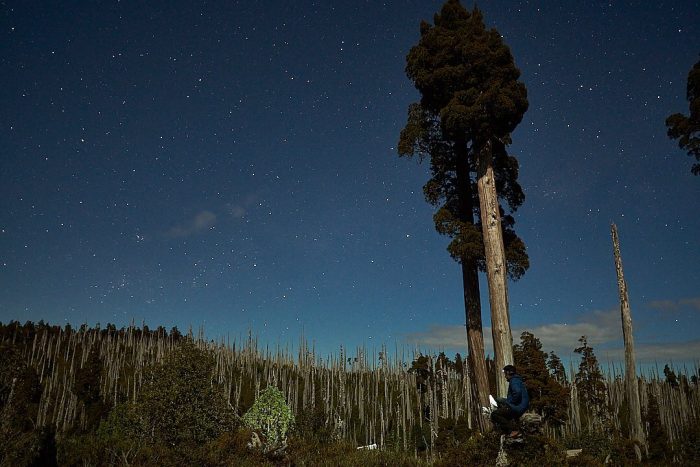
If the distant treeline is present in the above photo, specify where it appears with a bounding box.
[1,320,699,465]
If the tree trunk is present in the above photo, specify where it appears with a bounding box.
[462,262,490,430]
[455,139,490,429]
[477,139,513,398]
[611,223,646,451]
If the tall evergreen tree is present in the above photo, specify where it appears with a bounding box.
[547,351,567,385]
[513,332,569,427]
[663,364,679,388]
[643,388,670,463]
[399,0,529,403]
[666,58,700,175]
[574,336,607,429]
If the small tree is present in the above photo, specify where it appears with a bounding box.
[574,336,608,429]
[547,351,567,385]
[663,364,679,388]
[0,344,57,466]
[666,58,700,175]
[242,385,294,453]
[644,388,670,464]
[513,332,569,427]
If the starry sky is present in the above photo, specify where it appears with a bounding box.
[2,1,699,367]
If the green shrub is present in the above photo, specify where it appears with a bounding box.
[93,341,239,465]
[242,385,295,453]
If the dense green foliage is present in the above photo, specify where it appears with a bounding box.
[666,58,700,175]
[513,332,570,427]
[398,0,529,277]
[242,385,295,453]
[574,336,608,428]
[96,341,239,464]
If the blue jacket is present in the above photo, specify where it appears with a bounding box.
[506,374,529,416]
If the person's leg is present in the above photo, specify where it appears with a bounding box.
[490,406,513,433]
[505,412,521,436]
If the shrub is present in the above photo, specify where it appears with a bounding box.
[242,385,295,453]
[94,341,238,465]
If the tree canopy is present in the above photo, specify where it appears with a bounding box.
[666,58,700,175]
[398,1,529,278]
[404,2,528,141]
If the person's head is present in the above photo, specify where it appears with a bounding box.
[503,365,516,380]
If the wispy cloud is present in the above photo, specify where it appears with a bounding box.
[167,210,217,238]
[649,297,700,313]
[404,308,700,363]
[526,309,622,352]
[226,194,259,219]
[405,309,621,356]
[596,340,700,364]
[405,324,471,350]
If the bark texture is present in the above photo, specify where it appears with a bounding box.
[477,140,513,397]
[611,223,645,450]
[455,139,490,428]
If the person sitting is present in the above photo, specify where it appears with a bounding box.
[490,364,529,438]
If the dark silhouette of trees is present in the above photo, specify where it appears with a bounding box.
[399,0,529,409]
[666,58,700,175]
[663,364,679,388]
[0,344,57,466]
[644,388,670,464]
[73,349,110,431]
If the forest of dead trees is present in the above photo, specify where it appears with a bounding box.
[1,320,699,465]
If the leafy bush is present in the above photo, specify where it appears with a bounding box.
[94,340,238,464]
[242,385,295,453]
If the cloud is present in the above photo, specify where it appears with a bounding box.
[405,324,470,350]
[595,340,700,364]
[226,194,259,219]
[648,300,679,313]
[167,210,216,238]
[525,309,622,352]
[649,297,700,313]
[405,308,622,356]
[403,308,700,364]
[681,298,700,310]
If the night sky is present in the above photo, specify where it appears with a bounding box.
[2,1,699,366]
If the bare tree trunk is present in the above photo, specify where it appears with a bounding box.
[611,224,646,452]
[477,139,513,397]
